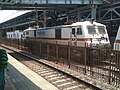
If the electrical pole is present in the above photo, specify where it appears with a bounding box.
[35,5,39,28]
[91,0,97,20]
[44,10,46,27]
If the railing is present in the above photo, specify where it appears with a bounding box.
[0,38,119,88]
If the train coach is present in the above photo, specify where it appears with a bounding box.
[6,30,23,39]
[23,20,110,47]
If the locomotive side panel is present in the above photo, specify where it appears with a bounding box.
[61,27,71,38]
[36,28,57,44]
[59,27,71,45]
[24,30,35,38]
[36,28,55,38]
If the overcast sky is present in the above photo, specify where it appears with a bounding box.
[0,10,31,23]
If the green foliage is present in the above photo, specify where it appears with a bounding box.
[0,31,5,37]
[0,32,2,37]
[0,49,8,68]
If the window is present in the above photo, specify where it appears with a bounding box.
[17,34,19,37]
[97,26,106,34]
[72,28,75,34]
[23,32,25,35]
[34,30,36,37]
[21,35,23,38]
[77,28,82,35]
[55,28,61,38]
[26,31,29,35]
[87,26,96,34]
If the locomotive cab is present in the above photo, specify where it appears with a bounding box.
[86,25,109,46]
[23,27,36,39]
[71,21,110,46]
[84,21,109,46]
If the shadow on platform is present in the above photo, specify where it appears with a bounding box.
[5,63,42,90]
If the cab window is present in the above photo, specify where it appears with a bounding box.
[72,28,75,34]
[97,26,106,34]
[87,26,96,34]
[26,31,29,35]
[77,28,82,35]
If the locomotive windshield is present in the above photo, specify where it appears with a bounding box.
[97,26,106,34]
[77,28,82,35]
[87,26,96,34]
[26,31,29,35]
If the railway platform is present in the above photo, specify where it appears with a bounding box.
[4,52,58,90]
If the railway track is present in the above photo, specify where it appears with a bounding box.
[1,46,102,90]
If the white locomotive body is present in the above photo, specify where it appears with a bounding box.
[114,26,120,51]
[23,27,36,38]
[6,30,23,39]
[21,21,110,47]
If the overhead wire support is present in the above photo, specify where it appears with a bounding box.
[43,10,46,27]
[102,0,113,20]
[34,3,39,29]
[90,0,97,20]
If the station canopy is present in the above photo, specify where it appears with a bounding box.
[0,0,103,4]
[0,0,103,10]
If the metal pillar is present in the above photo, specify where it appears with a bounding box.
[35,6,38,27]
[66,10,70,22]
[77,11,81,21]
[43,11,46,27]
[91,4,97,20]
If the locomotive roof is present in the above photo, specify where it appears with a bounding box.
[24,21,106,31]
[52,21,105,28]
[6,30,23,33]
[24,27,36,31]
[71,21,105,26]
[45,21,105,29]
[37,25,71,30]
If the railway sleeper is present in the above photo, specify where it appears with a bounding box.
[37,68,52,72]
[63,84,89,90]
[41,73,59,78]
[56,80,78,88]
[47,75,66,81]
[44,73,62,79]
[53,78,71,84]
[57,81,77,87]
[38,70,52,74]
[48,77,69,84]
[40,72,58,76]
[54,79,74,85]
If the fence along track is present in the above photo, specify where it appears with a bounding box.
[8,51,97,90]
[0,38,120,89]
